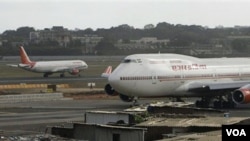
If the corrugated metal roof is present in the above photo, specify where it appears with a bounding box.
[85,110,138,115]
[74,122,147,131]
[136,117,249,127]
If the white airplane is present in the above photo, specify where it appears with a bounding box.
[8,46,88,78]
[102,53,250,108]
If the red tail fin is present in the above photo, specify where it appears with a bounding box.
[104,66,112,74]
[20,46,32,64]
[101,66,112,77]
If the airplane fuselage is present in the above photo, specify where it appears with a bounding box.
[9,46,88,78]
[19,60,88,73]
[108,54,250,97]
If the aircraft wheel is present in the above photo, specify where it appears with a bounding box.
[60,74,65,78]
[213,101,222,108]
[222,101,236,109]
[133,97,140,106]
[196,100,209,108]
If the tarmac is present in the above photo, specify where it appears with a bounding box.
[0,88,250,140]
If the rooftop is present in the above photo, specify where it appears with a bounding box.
[136,117,250,128]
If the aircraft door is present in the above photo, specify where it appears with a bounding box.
[152,71,157,84]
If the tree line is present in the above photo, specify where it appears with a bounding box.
[1,22,250,56]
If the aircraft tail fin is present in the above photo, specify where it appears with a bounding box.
[20,46,32,64]
[101,66,112,78]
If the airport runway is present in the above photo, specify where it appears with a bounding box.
[0,76,105,84]
[0,99,139,136]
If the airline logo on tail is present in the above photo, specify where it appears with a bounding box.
[19,46,36,68]
[101,66,112,77]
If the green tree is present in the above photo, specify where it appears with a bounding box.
[95,38,117,55]
[231,39,249,52]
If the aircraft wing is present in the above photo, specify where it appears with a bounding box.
[187,81,250,93]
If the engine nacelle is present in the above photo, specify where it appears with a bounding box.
[104,84,118,96]
[104,84,133,102]
[69,69,80,75]
[119,94,134,102]
[232,84,250,104]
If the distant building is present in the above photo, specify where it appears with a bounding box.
[29,32,40,43]
[72,35,103,45]
[29,26,71,47]
[116,37,170,50]
[72,35,103,54]
[144,24,155,29]
[29,27,103,52]
[131,37,169,45]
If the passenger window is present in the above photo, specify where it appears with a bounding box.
[122,59,139,63]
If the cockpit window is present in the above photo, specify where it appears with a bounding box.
[123,59,131,63]
[122,59,138,63]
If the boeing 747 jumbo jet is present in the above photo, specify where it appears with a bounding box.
[8,46,88,78]
[102,53,250,108]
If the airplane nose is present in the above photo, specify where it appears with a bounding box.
[83,62,88,69]
[108,73,119,86]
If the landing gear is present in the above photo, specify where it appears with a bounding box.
[176,97,185,102]
[213,95,235,108]
[195,97,211,108]
[169,97,185,102]
[60,73,65,78]
[43,73,52,78]
[133,97,139,106]
[195,93,236,109]
[43,74,48,78]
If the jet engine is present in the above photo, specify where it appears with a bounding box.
[69,69,80,75]
[119,94,134,102]
[232,84,250,104]
[104,84,118,96]
[104,84,134,102]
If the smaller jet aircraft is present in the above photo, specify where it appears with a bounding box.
[7,46,88,78]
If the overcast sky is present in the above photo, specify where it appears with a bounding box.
[1,0,250,33]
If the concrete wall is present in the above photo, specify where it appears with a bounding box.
[85,111,133,125]
[73,123,145,141]
[73,124,96,141]
[51,127,73,138]
[136,126,172,141]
